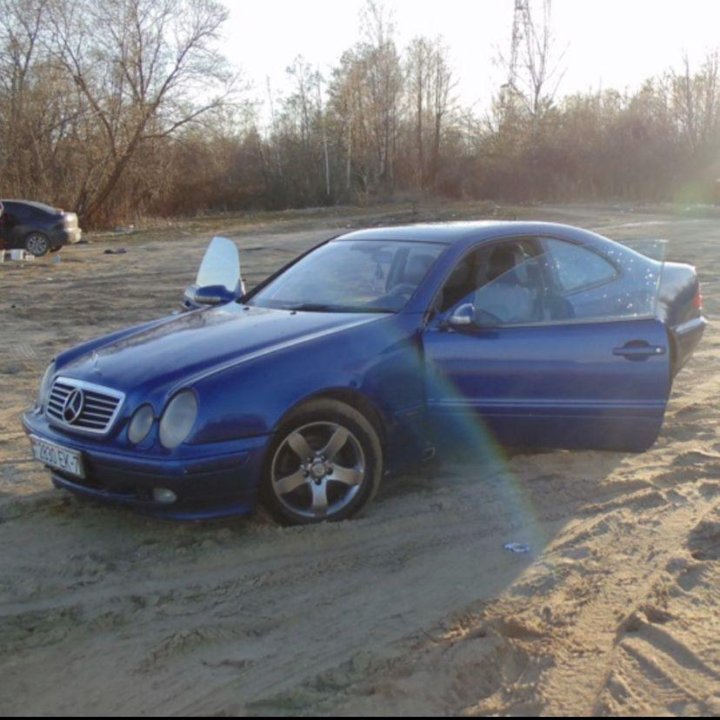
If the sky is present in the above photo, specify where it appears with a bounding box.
[219,0,720,117]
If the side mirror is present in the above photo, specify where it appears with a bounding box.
[183,236,243,310]
[184,284,238,307]
[447,302,475,328]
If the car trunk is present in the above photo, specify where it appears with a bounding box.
[658,261,706,374]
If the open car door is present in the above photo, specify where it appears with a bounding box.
[423,236,670,452]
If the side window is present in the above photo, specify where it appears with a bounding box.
[437,252,478,312]
[438,239,544,325]
[472,242,544,325]
[540,237,657,322]
[542,239,617,293]
[437,237,655,327]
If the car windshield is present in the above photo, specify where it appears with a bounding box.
[247,239,446,313]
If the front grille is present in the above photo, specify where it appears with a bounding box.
[46,378,125,436]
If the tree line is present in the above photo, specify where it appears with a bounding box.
[1,0,720,228]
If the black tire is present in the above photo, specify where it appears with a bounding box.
[260,398,383,525]
[24,231,50,257]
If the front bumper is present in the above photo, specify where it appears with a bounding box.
[22,410,271,519]
[67,227,82,244]
[53,227,82,247]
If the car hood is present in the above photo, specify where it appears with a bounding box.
[59,304,386,395]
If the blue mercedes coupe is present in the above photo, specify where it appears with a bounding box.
[23,222,706,524]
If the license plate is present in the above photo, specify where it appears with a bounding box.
[30,436,85,479]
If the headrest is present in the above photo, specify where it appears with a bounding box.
[488,246,516,281]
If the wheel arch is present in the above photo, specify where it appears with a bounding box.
[272,387,389,450]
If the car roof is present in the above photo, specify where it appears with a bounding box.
[1,199,59,214]
[332,220,603,247]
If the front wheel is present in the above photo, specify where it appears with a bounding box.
[24,231,50,257]
[260,399,383,525]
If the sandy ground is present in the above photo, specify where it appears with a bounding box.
[0,204,718,716]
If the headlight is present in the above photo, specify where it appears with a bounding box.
[159,390,198,449]
[37,360,56,411]
[128,404,154,444]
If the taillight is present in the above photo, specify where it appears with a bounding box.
[693,287,703,311]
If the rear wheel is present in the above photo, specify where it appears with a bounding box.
[24,231,50,257]
[260,399,382,525]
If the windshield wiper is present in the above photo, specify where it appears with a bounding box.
[289,303,392,314]
[290,303,336,312]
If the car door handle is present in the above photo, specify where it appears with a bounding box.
[613,342,666,360]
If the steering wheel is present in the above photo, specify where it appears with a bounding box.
[386,283,416,298]
[368,283,416,312]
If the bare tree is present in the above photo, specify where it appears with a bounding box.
[672,52,720,156]
[405,36,455,190]
[0,0,68,197]
[268,56,331,205]
[325,2,402,199]
[46,0,232,223]
[359,0,403,190]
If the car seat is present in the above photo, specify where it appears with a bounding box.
[438,258,475,311]
[474,245,538,324]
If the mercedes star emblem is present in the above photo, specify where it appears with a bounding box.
[62,388,85,424]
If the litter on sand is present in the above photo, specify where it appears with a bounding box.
[504,542,531,554]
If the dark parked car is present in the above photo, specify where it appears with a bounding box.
[23,222,706,524]
[0,199,82,256]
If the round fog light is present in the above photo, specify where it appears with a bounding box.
[153,488,177,504]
